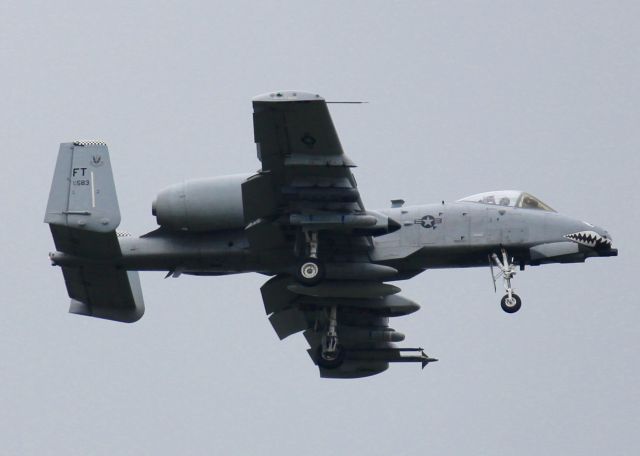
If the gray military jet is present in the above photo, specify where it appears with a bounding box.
[45,91,618,378]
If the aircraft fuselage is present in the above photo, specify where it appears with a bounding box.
[108,200,615,281]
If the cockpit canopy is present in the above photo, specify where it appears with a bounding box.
[457,190,555,212]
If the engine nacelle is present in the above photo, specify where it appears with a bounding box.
[152,174,251,231]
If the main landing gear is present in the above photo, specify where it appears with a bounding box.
[317,304,345,369]
[490,248,522,314]
[295,231,325,286]
[294,231,343,368]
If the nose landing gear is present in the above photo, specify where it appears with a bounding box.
[490,249,522,313]
[500,293,522,313]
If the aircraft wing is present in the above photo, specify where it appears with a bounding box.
[248,92,432,376]
[244,91,397,254]
[251,91,354,172]
[261,275,433,378]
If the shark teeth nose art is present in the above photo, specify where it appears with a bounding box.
[564,231,612,249]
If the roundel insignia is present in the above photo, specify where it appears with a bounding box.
[414,215,442,229]
[420,215,436,228]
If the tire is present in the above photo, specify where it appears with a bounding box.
[316,345,345,369]
[295,258,324,286]
[501,293,522,313]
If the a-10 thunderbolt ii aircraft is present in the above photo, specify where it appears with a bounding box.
[45,91,617,378]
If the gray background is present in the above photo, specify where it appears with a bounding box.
[1,1,638,454]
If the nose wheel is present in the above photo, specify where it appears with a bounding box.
[490,248,523,313]
[500,293,522,313]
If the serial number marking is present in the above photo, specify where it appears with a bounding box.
[72,179,91,186]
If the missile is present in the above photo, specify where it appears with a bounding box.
[339,326,406,343]
[323,263,398,281]
[288,210,400,235]
[346,347,438,369]
[288,281,400,299]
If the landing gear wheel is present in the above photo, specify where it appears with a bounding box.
[316,344,345,369]
[501,293,522,313]
[295,258,324,286]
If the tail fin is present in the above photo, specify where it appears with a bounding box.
[45,142,144,323]
[45,141,120,235]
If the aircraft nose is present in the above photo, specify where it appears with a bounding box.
[564,223,614,252]
[598,228,618,257]
[594,225,613,245]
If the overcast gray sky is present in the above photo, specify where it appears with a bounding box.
[1,1,638,454]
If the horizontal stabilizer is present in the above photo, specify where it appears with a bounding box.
[61,266,144,323]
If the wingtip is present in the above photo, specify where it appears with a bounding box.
[253,91,324,102]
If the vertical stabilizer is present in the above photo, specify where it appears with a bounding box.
[45,142,145,323]
[45,141,120,233]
